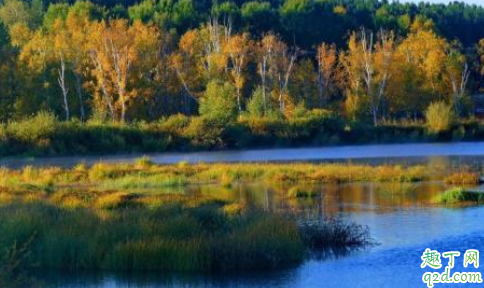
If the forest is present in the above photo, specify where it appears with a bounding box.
[2,0,484,155]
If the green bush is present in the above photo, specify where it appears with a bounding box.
[183,117,224,149]
[159,114,190,134]
[199,80,238,124]
[7,111,57,143]
[247,86,267,118]
[425,101,454,134]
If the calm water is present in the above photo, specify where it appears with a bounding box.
[8,142,484,287]
[36,181,484,288]
[3,141,484,168]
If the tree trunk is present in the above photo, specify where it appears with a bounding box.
[236,86,242,112]
[57,55,70,121]
[73,72,85,122]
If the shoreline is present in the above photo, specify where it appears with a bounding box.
[2,141,484,168]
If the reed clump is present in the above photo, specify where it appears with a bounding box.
[443,172,480,185]
[435,188,484,206]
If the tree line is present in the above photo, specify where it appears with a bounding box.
[1,0,484,125]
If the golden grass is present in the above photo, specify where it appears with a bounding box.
[443,172,480,185]
[0,159,461,193]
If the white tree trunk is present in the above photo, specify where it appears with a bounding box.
[57,54,70,121]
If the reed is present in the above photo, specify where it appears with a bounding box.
[0,160,445,191]
[443,172,480,185]
[0,181,374,274]
[436,188,484,205]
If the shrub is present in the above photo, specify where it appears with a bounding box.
[199,80,238,124]
[159,114,190,134]
[298,219,372,252]
[7,111,57,143]
[183,117,224,149]
[425,101,454,134]
[247,86,266,118]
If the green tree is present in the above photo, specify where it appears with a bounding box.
[199,80,238,123]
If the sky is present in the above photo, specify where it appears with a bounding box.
[403,0,484,6]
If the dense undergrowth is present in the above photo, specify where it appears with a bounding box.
[1,112,484,157]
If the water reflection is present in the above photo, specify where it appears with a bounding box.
[183,181,451,217]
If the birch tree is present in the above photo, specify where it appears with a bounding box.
[316,42,337,108]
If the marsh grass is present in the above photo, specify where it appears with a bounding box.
[0,160,468,274]
[298,219,372,252]
[0,234,36,288]
[435,188,484,206]
[443,172,480,185]
[0,161,439,190]
[0,198,302,272]
[0,180,373,273]
[100,174,188,190]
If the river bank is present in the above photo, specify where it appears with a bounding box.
[3,141,484,169]
[2,113,484,158]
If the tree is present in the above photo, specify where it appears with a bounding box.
[0,0,32,28]
[388,21,448,117]
[339,29,394,124]
[371,30,394,123]
[241,1,276,35]
[225,33,252,112]
[445,45,469,116]
[169,29,204,114]
[88,19,160,122]
[257,33,298,114]
[316,42,337,108]
[51,19,72,120]
[199,80,238,123]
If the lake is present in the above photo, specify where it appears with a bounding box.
[9,141,484,287]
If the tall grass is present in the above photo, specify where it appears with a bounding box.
[0,196,359,273]
[0,161,466,193]
[435,188,484,206]
[443,172,480,185]
[0,234,36,288]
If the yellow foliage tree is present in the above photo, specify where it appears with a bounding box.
[87,19,159,122]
